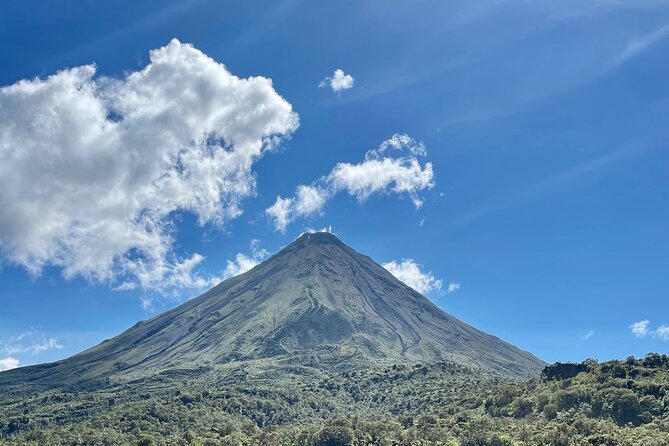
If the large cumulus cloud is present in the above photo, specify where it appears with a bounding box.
[0,39,298,291]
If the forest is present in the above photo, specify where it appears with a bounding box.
[1,354,668,446]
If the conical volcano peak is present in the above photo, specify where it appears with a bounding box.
[292,231,344,247]
[0,233,545,386]
[278,231,349,257]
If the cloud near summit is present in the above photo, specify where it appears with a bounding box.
[382,259,443,295]
[266,134,435,232]
[0,39,298,292]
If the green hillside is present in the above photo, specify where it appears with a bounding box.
[1,355,668,445]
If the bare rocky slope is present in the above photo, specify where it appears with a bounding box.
[0,232,544,389]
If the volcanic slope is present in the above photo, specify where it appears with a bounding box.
[0,232,544,387]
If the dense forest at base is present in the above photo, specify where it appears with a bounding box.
[1,353,668,446]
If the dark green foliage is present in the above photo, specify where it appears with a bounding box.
[2,356,669,445]
[136,434,157,446]
[542,362,589,381]
[312,426,355,446]
[543,403,558,420]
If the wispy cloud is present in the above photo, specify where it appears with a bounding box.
[0,331,63,356]
[341,59,469,103]
[630,320,651,337]
[447,282,461,294]
[449,145,644,229]
[613,22,669,67]
[656,325,669,341]
[581,329,595,340]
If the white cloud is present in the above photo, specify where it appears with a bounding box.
[369,133,427,158]
[222,239,270,280]
[581,329,595,340]
[319,69,354,92]
[382,259,443,295]
[140,296,155,311]
[266,197,295,234]
[447,282,461,293]
[139,239,270,310]
[222,253,262,279]
[294,185,328,216]
[630,320,650,338]
[266,134,434,232]
[0,331,63,356]
[629,320,669,341]
[0,357,19,372]
[656,325,669,341]
[328,156,433,207]
[0,39,298,292]
[614,22,669,67]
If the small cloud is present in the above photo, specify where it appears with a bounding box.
[629,320,669,341]
[221,239,270,280]
[382,259,443,295]
[319,68,354,93]
[447,282,461,294]
[581,329,595,340]
[655,325,669,341]
[31,338,63,353]
[140,296,154,311]
[630,320,650,338]
[0,357,19,372]
[0,331,63,356]
[266,197,294,234]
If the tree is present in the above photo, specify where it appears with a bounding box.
[543,404,558,420]
[312,426,355,446]
[135,434,157,446]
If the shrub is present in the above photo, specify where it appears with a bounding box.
[512,398,533,418]
[543,403,558,420]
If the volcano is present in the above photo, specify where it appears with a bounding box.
[1,232,544,388]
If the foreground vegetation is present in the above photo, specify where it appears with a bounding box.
[1,354,668,445]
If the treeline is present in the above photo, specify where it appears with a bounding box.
[1,355,668,445]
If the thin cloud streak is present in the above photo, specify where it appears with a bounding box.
[341,59,471,104]
[581,330,595,340]
[41,0,208,67]
[448,145,646,230]
[613,22,669,67]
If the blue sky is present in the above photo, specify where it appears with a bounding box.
[0,0,668,371]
